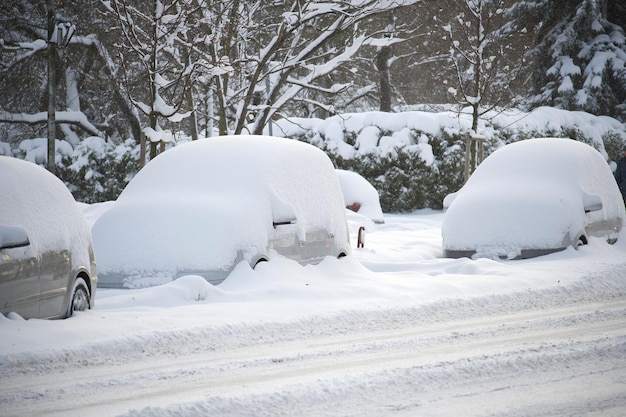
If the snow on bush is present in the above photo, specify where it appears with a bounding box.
[2,107,625,211]
[274,106,626,160]
[8,136,141,203]
[274,107,626,211]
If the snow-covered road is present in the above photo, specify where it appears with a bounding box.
[1,212,625,416]
[2,290,625,417]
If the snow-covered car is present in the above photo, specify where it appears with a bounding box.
[442,138,624,259]
[0,156,97,319]
[335,169,385,224]
[93,135,351,288]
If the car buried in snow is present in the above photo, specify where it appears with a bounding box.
[442,138,624,260]
[0,156,97,319]
[92,135,351,289]
[336,169,385,224]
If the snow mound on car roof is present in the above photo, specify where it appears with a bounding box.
[0,156,92,269]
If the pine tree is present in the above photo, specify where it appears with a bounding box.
[522,0,626,121]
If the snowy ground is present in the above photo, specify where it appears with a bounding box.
[1,210,625,417]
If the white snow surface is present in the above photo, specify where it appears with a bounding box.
[442,138,625,257]
[1,108,626,416]
[1,208,625,416]
[0,156,92,270]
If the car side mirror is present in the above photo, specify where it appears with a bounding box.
[583,193,603,213]
[0,225,30,249]
[271,196,297,227]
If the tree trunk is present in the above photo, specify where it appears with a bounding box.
[46,0,56,174]
[186,87,199,141]
[149,0,159,161]
[182,43,199,141]
[215,76,228,136]
[149,111,158,161]
[376,45,392,112]
[471,103,479,132]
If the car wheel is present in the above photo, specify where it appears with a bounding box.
[607,232,618,245]
[66,277,91,318]
[576,234,588,247]
[253,258,268,269]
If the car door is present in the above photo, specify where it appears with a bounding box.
[38,249,72,318]
[271,222,307,263]
[0,248,40,319]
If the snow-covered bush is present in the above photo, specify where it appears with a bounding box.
[11,137,140,204]
[58,138,140,203]
[330,139,467,212]
[4,107,626,212]
[274,107,626,212]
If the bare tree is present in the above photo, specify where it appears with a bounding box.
[0,1,145,156]
[0,1,104,171]
[105,0,234,163]
[196,1,421,135]
[442,0,524,131]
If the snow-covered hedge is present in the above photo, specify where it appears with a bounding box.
[2,107,625,211]
[273,107,626,211]
[7,137,140,203]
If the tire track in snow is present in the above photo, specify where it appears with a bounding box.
[1,300,624,417]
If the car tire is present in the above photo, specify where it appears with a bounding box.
[66,277,91,318]
[253,258,268,269]
[607,232,618,245]
[576,234,588,247]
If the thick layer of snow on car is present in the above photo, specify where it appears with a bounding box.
[336,169,384,223]
[92,135,349,288]
[442,138,624,259]
[0,156,92,269]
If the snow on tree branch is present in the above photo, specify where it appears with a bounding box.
[0,111,101,136]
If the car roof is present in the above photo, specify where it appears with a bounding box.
[0,156,92,263]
